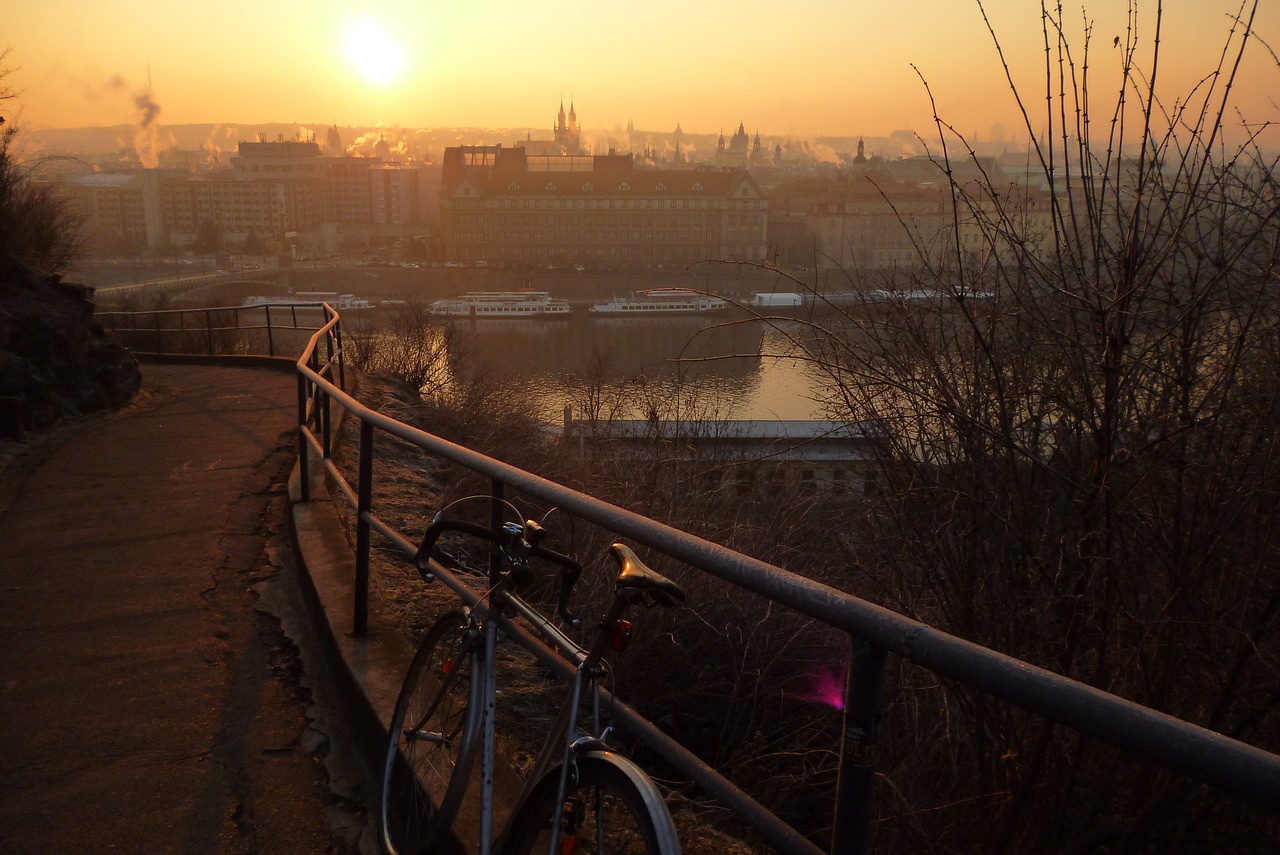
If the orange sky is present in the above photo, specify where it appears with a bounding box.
[7,2,1279,144]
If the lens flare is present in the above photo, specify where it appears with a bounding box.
[788,663,847,710]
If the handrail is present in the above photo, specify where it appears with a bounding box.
[98,302,328,358]
[114,302,1280,854]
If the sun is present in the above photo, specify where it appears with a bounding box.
[342,18,405,86]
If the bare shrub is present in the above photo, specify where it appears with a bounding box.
[736,3,1280,851]
[345,302,452,396]
[0,50,83,274]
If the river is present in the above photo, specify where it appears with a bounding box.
[431,313,835,424]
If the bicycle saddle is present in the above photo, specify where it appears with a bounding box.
[607,542,687,607]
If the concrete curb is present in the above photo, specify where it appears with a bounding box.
[281,384,523,853]
[286,444,419,761]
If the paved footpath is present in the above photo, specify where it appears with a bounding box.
[0,363,370,854]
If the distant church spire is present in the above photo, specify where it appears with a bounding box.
[325,123,343,155]
[554,97,582,154]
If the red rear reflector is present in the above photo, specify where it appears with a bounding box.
[610,619,634,652]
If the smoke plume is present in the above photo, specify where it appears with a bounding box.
[133,87,161,168]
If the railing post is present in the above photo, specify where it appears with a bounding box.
[296,371,310,502]
[831,636,887,855]
[205,309,214,355]
[334,318,346,391]
[266,306,275,357]
[324,315,334,368]
[489,478,505,584]
[354,419,374,636]
[309,347,325,455]
[153,311,162,353]
[321,383,332,459]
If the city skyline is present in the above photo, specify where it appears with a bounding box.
[7,2,1279,145]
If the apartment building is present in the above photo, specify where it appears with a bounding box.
[58,138,425,253]
[57,173,150,250]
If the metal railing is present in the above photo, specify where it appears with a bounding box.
[119,302,1280,854]
[98,302,331,358]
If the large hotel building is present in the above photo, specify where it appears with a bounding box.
[439,145,768,270]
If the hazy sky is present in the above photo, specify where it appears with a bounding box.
[7,1,1279,142]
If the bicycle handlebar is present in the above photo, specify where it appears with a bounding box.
[413,514,583,626]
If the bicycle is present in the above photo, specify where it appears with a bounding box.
[380,501,687,855]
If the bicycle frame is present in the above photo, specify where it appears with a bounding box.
[468,572,623,855]
[503,586,629,793]
[465,570,640,849]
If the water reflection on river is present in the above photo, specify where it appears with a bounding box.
[437,314,832,422]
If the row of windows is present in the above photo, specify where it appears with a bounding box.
[448,213,751,228]
[466,197,764,211]
[448,216,766,236]
[509,180,707,193]
[242,164,322,174]
[466,245,721,259]
[453,245,767,262]
[455,231,728,243]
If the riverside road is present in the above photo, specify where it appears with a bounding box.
[0,364,373,854]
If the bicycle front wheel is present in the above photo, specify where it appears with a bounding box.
[500,751,681,855]
[381,609,482,855]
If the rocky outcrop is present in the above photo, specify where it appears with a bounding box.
[0,254,141,439]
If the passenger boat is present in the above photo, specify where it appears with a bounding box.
[589,288,727,315]
[428,291,572,318]
[243,292,373,310]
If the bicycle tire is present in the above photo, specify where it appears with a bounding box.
[381,610,483,855]
[499,750,681,855]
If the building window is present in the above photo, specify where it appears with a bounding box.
[619,182,630,191]
[545,182,556,190]
[692,183,703,192]
[583,182,593,191]
[655,182,666,191]
[508,182,520,190]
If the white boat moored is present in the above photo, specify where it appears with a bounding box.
[428,291,572,318]
[589,288,727,315]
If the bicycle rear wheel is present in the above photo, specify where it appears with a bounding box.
[381,610,482,855]
[500,751,680,855]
